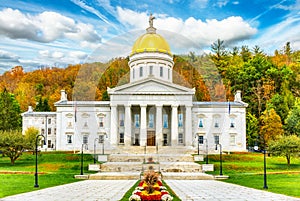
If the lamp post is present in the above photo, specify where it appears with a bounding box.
[263,143,268,189]
[81,143,87,175]
[254,139,268,189]
[215,143,223,176]
[94,138,98,164]
[204,138,208,164]
[34,134,45,188]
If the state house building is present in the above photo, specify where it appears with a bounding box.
[22,19,248,154]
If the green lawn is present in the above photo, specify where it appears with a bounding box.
[0,151,95,198]
[200,152,300,198]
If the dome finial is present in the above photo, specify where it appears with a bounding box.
[149,13,155,28]
[147,13,156,34]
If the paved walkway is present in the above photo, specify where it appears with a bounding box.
[1,180,299,201]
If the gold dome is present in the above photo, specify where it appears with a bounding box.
[131,32,172,56]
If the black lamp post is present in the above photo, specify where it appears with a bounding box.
[94,138,98,164]
[215,143,223,176]
[34,134,45,188]
[81,143,87,175]
[263,143,268,189]
[204,138,208,164]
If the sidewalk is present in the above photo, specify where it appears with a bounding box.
[1,180,299,201]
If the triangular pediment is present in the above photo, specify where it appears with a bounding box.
[108,77,195,95]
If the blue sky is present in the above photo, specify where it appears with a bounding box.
[0,0,299,73]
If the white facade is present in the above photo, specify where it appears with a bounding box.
[21,23,248,153]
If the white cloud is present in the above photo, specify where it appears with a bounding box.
[116,7,257,50]
[190,0,209,9]
[0,8,101,43]
[251,16,300,53]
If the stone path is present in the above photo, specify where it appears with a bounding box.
[0,180,136,201]
[1,180,299,201]
[165,180,300,201]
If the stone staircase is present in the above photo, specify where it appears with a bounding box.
[88,146,214,180]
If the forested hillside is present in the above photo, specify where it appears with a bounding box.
[0,41,300,147]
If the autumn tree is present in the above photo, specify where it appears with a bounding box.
[259,108,284,146]
[269,135,300,166]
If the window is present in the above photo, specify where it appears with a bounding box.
[47,128,51,135]
[119,113,124,127]
[163,114,168,128]
[83,135,88,144]
[168,69,170,79]
[48,118,51,124]
[160,66,163,77]
[84,122,88,128]
[230,134,236,145]
[163,134,168,146]
[119,133,124,144]
[198,135,204,144]
[134,114,140,128]
[178,133,183,144]
[99,117,104,127]
[198,118,203,128]
[214,117,219,128]
[67,135,72,144]
[41,129,45,135]
[178,113,183,127]
[99,135,104,143]
[150,66,153,75]
[214,135,220,145]
[54,128,56,135]
[48,140,51,148]
[230,117,235,128]
[148,113,154,128]
[139,66,143,77]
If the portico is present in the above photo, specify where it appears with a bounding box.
[108,92,194,147]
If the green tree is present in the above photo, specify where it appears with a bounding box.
[260,108,284,146]
[24,127,40,152]
[269,135,300,166]
[0,89,21,130]
[0,130,26,165]
[246,112,259,147]
[285,99,300,136]
[35,96,51,111]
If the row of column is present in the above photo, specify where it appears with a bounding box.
[110,104,192,146]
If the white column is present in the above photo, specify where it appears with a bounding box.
[156,105,163,146]
[110,105,118,145]
[171,105,178,146]
[124,104,131,146]
[185,106,192,146]
[140,104,147,146]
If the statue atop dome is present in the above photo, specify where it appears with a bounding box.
[147,13,156,34]
[149,13,155,28]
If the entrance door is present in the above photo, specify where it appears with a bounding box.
[147,131,155,146]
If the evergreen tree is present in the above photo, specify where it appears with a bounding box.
[0,89,21,130]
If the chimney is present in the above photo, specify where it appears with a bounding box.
[28,106,33,113]
[234,90,242,102]
[60,90,68,101]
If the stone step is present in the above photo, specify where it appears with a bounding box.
[107,146,197,154]
[162,172,214,180]
[89,172,140,180]
[87,172,214,180]
[107,153,195,162]
[100,161,202,173]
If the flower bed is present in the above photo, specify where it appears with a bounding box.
[129,171,173,201]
